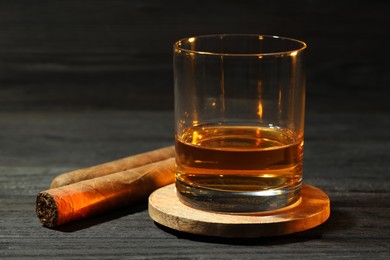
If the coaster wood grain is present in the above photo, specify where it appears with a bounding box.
[148,183,330,238]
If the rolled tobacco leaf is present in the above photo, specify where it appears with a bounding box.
[50,145,175,188]
[36,157,175,227]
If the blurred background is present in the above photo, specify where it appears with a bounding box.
[0,0,388,113]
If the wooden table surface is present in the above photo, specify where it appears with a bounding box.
[1,0,389,259]
[1,108,389,259]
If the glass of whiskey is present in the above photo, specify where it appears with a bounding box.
[174,34,307,212]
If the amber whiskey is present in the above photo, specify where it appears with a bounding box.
[176,125,303,197]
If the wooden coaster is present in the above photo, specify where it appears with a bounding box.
[148,184,330,238]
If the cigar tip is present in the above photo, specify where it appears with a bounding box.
[36,192,58,227]
[49,180,58,189]
[50,176,65,189]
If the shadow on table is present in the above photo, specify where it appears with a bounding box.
[154,207,354,245]
[48,202,148,232]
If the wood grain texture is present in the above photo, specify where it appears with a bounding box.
[149,184,330,238]
[0,110,389,258]
[0,0,389,110]
[0,0,389,258]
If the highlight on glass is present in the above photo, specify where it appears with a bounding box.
[174,34,307,212]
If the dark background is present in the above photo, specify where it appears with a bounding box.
[1,1,389,258]
[1,0,389,112]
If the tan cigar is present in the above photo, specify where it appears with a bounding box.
[50,146,175,188]
[36,158,175,227]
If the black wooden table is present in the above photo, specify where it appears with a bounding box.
[1,106,389,258]
[1,0,389,258]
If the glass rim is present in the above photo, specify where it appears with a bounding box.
[174,34,307,57]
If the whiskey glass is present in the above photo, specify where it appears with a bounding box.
[174,34,306,212]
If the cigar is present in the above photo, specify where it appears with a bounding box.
[36,157,175,227]
[50,146,175,188]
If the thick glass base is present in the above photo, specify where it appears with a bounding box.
[176,179,302,213]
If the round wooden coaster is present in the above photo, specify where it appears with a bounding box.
[148,184,330,238]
